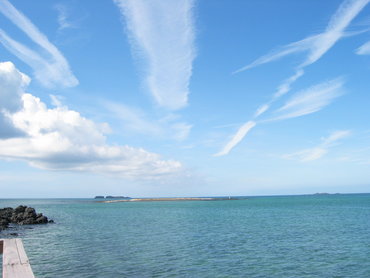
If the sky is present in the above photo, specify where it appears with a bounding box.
[0,0,370,198]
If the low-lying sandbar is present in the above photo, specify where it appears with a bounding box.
[98,197,239,203]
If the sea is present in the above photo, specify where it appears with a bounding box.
[0,194,370,278]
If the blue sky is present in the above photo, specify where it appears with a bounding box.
[0,0,370,198]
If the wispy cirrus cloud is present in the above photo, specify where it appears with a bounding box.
[216,0,368,156]
[234,0,370,73]
[104,101,192,141]
[273,69,305,99]
[105,102,162,136]
[215,78,344,156]
[283,130,351,162]
[0,0,78,88]
[233,37,313,74]
[356,40,370,54]
[114,0,196,110]
[270,78,345,121]
[214,121,256,156]
[236,0,368,112]
[253,69,305,118]
[235,0,368,117]
[54,3,75,31]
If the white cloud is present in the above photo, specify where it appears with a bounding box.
[0,61,182,179]
[50,94,64,108]
[0,61,29,112]
[356,40,370,54]
[233,37,313,74]
[283,130,351,161]
[0,0,78,88]
[104,101,192,141]
[216,78,344,156]
[214,121,256,156]
[54,4,74,31]
[235,0,369,73]
[302,0,370,66]
[114,0,196,110]
[236,0,367,114]
[105,101,162,136]
[170,122,192,141]
[284,147,328,162]
[237,0,367,115]
[273,69,305,99]
[0,114,25,139]
[324,130,352,144]
[271,78,344,121]
[253,69,305,119]
[254,104,270,118]
[335,145,370,164]
[0,61,28,138]
[218,0,367,156]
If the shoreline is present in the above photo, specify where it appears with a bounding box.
[98,197,240,203]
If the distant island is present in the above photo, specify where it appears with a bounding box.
[94,196,131,199]
[313,193,341,195]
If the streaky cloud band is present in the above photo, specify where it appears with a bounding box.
[0,0,78,88]
[114,0,196,110]
[217,0,368,156]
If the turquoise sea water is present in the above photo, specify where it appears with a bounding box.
[1,194,370,277]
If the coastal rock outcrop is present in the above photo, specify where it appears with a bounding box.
[0,206,53,231]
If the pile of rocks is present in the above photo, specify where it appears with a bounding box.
[0,205,53,231]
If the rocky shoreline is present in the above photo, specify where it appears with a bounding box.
[0,205,53,231]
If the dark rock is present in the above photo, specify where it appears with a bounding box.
[48,219,54,223]
[36,216,48,224]
[23,207,36,219]
[0,218,10,230]
[0,207,13,230]
[10,212,24,223]
[20,218,37,225]
[0,205,53,231]
[0,218,10,225]
[14,205,27,214]
[0,207,14,218]
[9,233,18,236]
[25,207,36,214]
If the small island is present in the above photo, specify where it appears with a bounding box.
[94,195,131,199]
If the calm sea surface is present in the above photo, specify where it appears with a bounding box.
[1,194,370,277]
